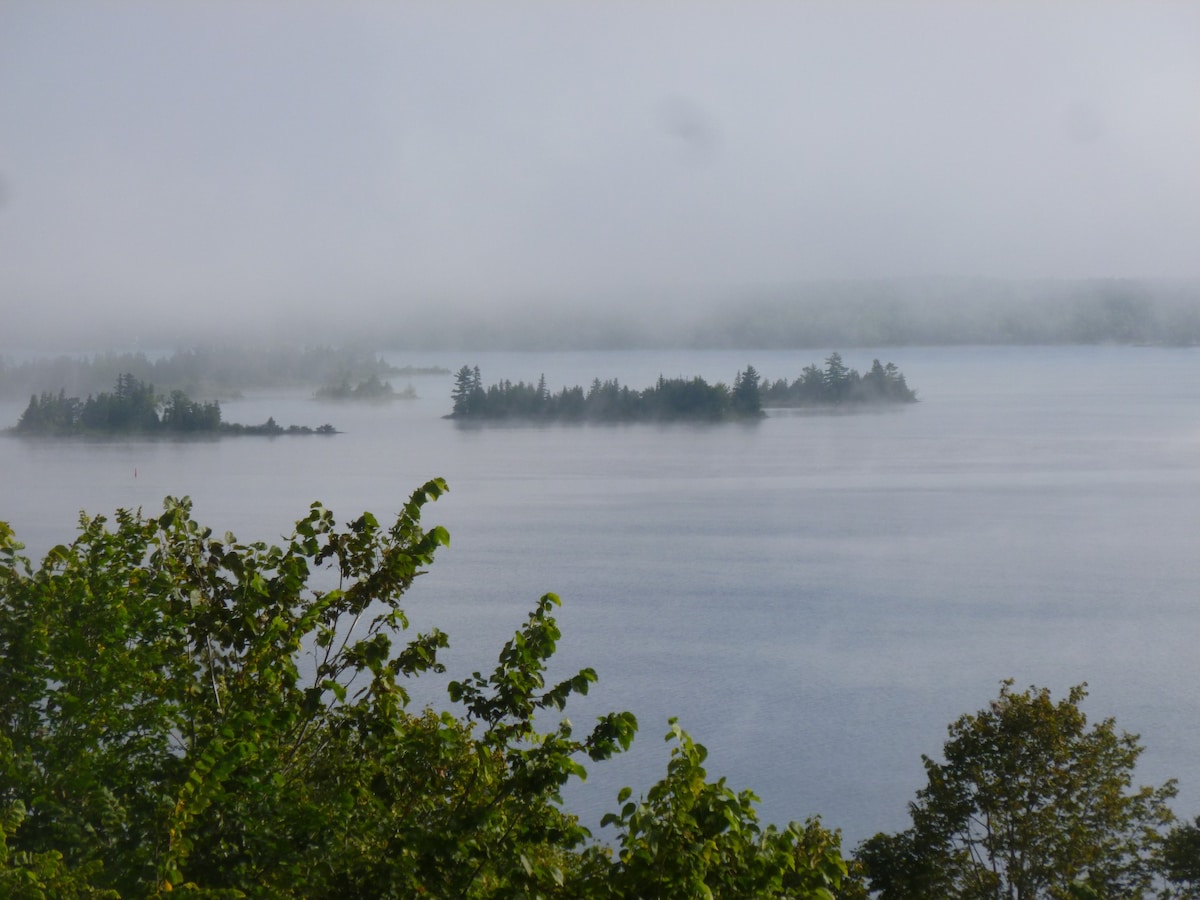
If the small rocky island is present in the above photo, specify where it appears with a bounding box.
[448,353,917,423]
[13,374,336,437]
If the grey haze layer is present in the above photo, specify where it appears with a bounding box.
[1,2,1199,348]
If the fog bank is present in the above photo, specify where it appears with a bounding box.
[2,2,1199,350]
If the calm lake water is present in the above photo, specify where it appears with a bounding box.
[2,345,1200,848]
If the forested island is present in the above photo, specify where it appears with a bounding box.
[314,372,417,402]
[449,353,916,422]
[12,374,336,436]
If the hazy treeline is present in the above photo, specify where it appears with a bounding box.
[693,279,1200,349]
[0,345,447,400]
[367,279,1200,351]
[313,372,417,403]
[4,283,1198,381]
[761,354,916,407]
[450,355,915,422]
[14,374,335,437]
[5,281,1198,359]
[449,365,765,422]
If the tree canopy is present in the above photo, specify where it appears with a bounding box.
[0,481,847,898]
[449,356,915,423]
[759,354,917,407]
[5,482,1198,898]
[0,346,448,402]
[13,374,335,437]
[449,366,760,423]
[313,373,416,403]
[855,681,1177,900]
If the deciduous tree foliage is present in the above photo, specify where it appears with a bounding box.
[0,480,846,898]
[1161,816,1200,898]
[855,681,1177,900]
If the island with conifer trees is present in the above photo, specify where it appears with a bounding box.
[759,353,917,407]
[448,353,916,423]
[313,372,417,403]
[12,374,336,437]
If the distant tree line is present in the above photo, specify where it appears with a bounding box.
[760,353,916,407]
[690,279,1200,349]
[449,355,914,422]
[314,372,417,402]
[13,374,335,436]
[449,365,767,422]
[366,278,1200,351]
[0,345,448,400]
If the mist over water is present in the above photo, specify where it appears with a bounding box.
[2,345,1199,846]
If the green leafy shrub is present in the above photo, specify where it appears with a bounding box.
[0,482,846,898]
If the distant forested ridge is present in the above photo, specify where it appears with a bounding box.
[448,355,915,422]
[310,278,1200,352]
[13,375,336,437]
[6,280,1199,356]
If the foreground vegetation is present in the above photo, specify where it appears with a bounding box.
[856,683,1185,899]
[0,482,846,897]
[449,354,915,422]
[3,481,1200,897]
[13,374,335,437]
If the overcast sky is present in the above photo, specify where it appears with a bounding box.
[2,2,1199,346]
